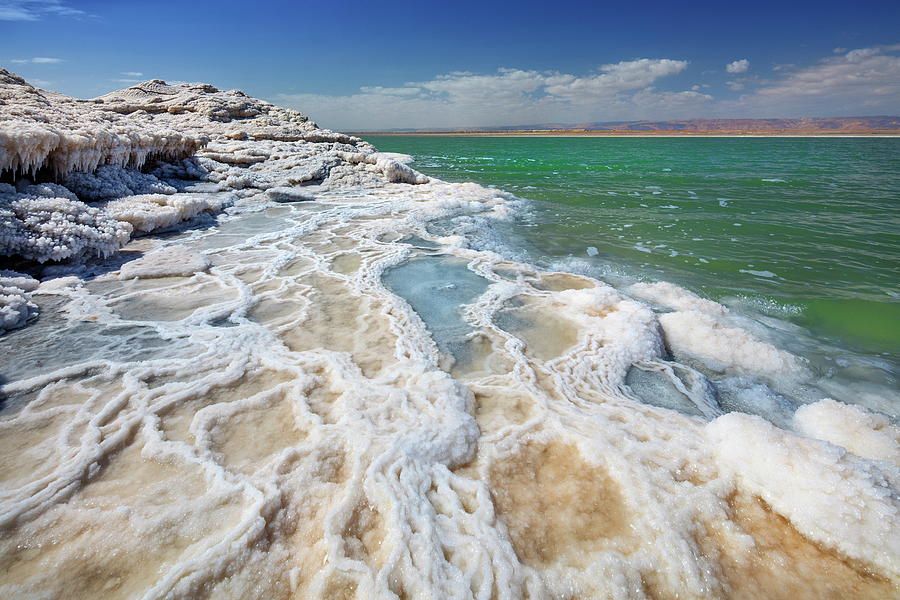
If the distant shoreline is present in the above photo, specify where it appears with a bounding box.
[355,130,900,138]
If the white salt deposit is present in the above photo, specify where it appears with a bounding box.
[0,71,896,599]
[794,399,900,466]
[709,412,899,577]
[119,245,211,279]
[659,309,806,375]
[1,69,419,263]
[628,280,728,315]
[0,191,133,262]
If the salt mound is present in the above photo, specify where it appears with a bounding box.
[0,69,432,267]
[265,187,316,203]
[794,399,899,465]
[0,270,39,292]
[628,280,728,315]
[120,245,210,279]
[708,412,900,577]
[658,309,804,376]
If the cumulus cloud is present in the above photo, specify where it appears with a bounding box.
[726,59,750,74]
[0,0,83,20]
[277,59,704,130]
[274,45,900,129]
[732,44,900,114]
[9,57,63,64]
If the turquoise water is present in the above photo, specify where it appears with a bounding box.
[366,136,900,366]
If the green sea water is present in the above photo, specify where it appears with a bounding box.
[365,136,900,366]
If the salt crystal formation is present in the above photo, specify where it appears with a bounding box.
[0,183,133,262]
[0,72,896,600]
[0,270,38,333]
[0,68,427,265]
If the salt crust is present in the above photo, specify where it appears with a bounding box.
[659,310,805,376]
[119,245,210,279]
[1,69,428,264]
[794,399,899,466]
[709,412,899,576]
[0,72,896,599]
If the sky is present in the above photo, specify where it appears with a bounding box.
[1,0,899,130]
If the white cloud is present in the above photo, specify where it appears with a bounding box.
[112,78,142,84]
[718,44,900,117]
[9,56,63,64]
[121,71,144,78]
[272,45,900,129]
[277,59,699,130]
[743,45,900,104]
[0,0,84,21]
[726,59,750,74]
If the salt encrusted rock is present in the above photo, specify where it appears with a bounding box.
[0,194,132,262]
[0,69,432,271]
[0,270,40,333]
[64,165,176,201]
[119,245,210,279]
[103,192,236,233]
[0,70,204,178]
[149,157,209,181]
[658,309,805,376]
[265,187,316,203]
[0,284,37,333]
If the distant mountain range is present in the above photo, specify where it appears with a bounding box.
[361,116,900,133]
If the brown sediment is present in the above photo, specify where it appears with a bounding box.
[211,389,307,474]
[341,498,388,570]
[700,492,895,599]
[488,440,634,566]
[530,272,596,292]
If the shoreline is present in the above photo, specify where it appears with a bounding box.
[356,130,900,138]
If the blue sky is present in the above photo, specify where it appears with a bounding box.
[2,0,899,129]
